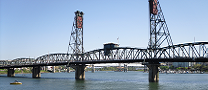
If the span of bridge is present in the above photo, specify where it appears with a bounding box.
[0,42,208,80]
[1,42,208,68]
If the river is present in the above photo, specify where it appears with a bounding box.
[0,71,208,90]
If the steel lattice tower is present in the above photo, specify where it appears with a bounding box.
[148,0,173,58]
[67,11,84,60]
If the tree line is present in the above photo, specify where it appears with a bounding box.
[160,64,208,72]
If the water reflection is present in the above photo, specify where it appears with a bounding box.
[148,82,159,90]
[75,79,86,90]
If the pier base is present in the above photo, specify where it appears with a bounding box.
[7,68,15,77]
[72,64,86,80]
[147,62,160,82]
[124,64,128,72]
[32,66,41,78]
[92,64,95,73]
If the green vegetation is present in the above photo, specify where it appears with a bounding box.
[15,69,32,73]
[40,70,49,73]
[86,66,144,71]
[160,66,169,70]
[0,68,49,74]
[100,67,117,71]
[0,69,7,74]
[160,64,208,72]
[192,64,208,72]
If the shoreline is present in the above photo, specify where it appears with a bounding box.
[0,70,49,75]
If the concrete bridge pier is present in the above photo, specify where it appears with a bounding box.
[124,64,128,72]
[67,67,70,73]
[147,62,160,82]
[72,64,86,80]
[7,68,15,77]
[53,66,55,73]
[32,66,41,78]
[91,64,95,73]
[43,66,46,71]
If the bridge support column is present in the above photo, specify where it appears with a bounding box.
[124,64,128,72]
[7,68,15,77]
[67,67,71,73]
[92,64,95,73]
[144,65,147,72]
[32,66,41,78]
[72,64,86,80]
[147,63,160,82]
[53,66,55,73]
[43,66,46,71]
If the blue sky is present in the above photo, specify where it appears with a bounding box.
[1,0,208,60]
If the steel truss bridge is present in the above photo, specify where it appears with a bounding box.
[1,42,208,69]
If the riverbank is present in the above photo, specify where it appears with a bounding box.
[159,70,207,74]
[0,69,49,74]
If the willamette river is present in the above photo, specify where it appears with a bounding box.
[0,71,208,90]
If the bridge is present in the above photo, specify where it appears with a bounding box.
[1,0,208,82]
[1,42,208,66]
[1,42,208,81]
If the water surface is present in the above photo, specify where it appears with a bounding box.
[0,71,208,90]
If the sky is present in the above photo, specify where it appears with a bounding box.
[0,0,208,60]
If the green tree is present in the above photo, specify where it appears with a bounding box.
[169,65,174,69]
[193,64,201,70]
[160,66,169,70]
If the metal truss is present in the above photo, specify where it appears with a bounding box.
[1,42,207,68]
[148,0,173,58]
[153,42,208,59]
[82,42,208,61]
[35,53,69,63]
[67,11,84,58]
[0,58,34,66]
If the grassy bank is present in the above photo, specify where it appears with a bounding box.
[0,69,49,74]
[0,69,7,74]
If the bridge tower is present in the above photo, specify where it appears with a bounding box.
[147,0,173,82]
[68,10,86,80]
[148,0,173,53]
[67,10,84,59]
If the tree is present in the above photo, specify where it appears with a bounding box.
[193,64,201,70]
[169,65,174,69]
[160,66,169,70]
